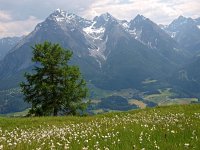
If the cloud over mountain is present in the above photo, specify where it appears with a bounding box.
[0,0,199,38]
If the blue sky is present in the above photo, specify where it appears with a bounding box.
[0,0,199,38]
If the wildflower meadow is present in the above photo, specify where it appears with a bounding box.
[0,104,200,150]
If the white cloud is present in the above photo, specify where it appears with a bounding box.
[174,0,200,18]
[82,0,200,24]
[0,11,12,22]
[0,16,41,38]
[0,0,199,38]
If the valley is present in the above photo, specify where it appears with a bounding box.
[0,1,200,149]
[0,9,200,114]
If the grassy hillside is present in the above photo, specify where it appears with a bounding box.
[0,104,200,149]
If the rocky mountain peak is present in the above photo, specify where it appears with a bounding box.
[132,14,147,23]
[99,12,115,21]
[47,8,82,24]
[93,12,118,27]
[168,16,195,31]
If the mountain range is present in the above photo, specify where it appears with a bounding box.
[0,36,22,60]
[0,9,200,113]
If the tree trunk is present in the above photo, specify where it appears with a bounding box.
[53,107,58,116]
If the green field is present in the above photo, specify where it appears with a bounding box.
[0,104,200,149]
[143,88,198,105]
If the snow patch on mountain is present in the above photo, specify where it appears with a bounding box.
[197,25,200,29]
[173,48,182,52]
[87,34,108,68]
[99,12,115,22]
[171,32,177,38]
[82,20,108,68]
[83,22,105,40]
[129,28,137,36]
[51,9,67,22]
[159,25,168,30]
[89,47,106,60]
[101,13,111,21]
[119,21,129,30]
[49,9,87,26]
[56,8,64,15]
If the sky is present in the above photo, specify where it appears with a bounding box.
[0,0,200,38]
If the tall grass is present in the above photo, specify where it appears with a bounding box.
[0,104,200,150]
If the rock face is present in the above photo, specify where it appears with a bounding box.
[0,9,200,93]
[165,16,200,54]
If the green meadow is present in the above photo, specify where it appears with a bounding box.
[0,104,200,150]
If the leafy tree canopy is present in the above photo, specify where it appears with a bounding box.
[20,41,88,116]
